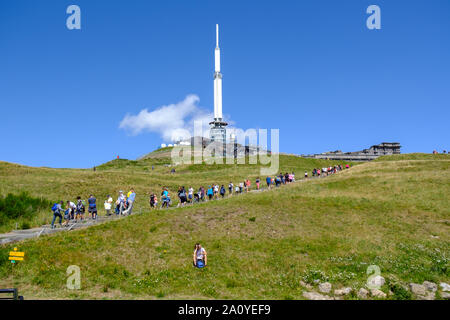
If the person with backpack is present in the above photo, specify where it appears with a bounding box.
[188,187,194,203]
[51,201,64,229]
[220,185,226,198]
[178,186,187,207]
[275,175,281,187]
[75,196,85,221]
[88,194,97,220]
[193,243,207,268]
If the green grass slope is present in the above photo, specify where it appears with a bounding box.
[0,154,448,299]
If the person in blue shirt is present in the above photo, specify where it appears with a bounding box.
[220,185,226,198]
[51,201,64,229]
[266,176,272,189]
[123,189,136,215]
[207,186,214,200]
[88,195,97,220]
[161,187,170,208]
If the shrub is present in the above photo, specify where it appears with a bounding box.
[389,283,412,300]
[0,192,52,226]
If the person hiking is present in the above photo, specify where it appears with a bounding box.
[51,201,64,229]
[207,186,214,200]
[239,181,244,193]
[88,194,97,220]
[220,185,226,198]
[63,202,71,227]
[228,182,233,194]
[246,179,251,192]
[123,188,136,215]
[199,186,205,202]
[104,195,113,216]
[178,186,187,207]
[266,176,272,189]
[75,196,85,221]
[194,191,200,203]
[256,177,260,190]
[161,187,170,208]
[193,243,207,268]
[213,184,219,199]
[149,193,157,208]
[116,190,126,215]
[275,175,281,187]
[188,187,194,203]
[235,184,240,194]
[67,200,76,220]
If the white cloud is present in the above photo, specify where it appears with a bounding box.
[119,94,214,142]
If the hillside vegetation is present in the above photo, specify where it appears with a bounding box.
[0,153,448,299]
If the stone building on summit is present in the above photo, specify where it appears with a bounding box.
[303,142,401,161]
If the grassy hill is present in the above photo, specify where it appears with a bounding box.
[0,153,448,299]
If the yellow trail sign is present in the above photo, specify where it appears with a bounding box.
[9,256,24,261]
[9,247,25,263]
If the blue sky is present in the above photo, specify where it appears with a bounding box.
[0,0,449,168]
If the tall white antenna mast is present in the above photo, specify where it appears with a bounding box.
[216,24,219,47]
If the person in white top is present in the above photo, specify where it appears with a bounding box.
[188,187,194,203]
[104,195,113,216]
[213,184,219,199]
[116,191,126,215]
[68,201,77,220]
[193,243,207,267]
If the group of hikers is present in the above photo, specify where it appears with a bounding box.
[51,164,351,228]
[310,164,349,178]
[148,172,294,209]
[50,189,137,229]
[47,163,351,268]
[147,164,348,209]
